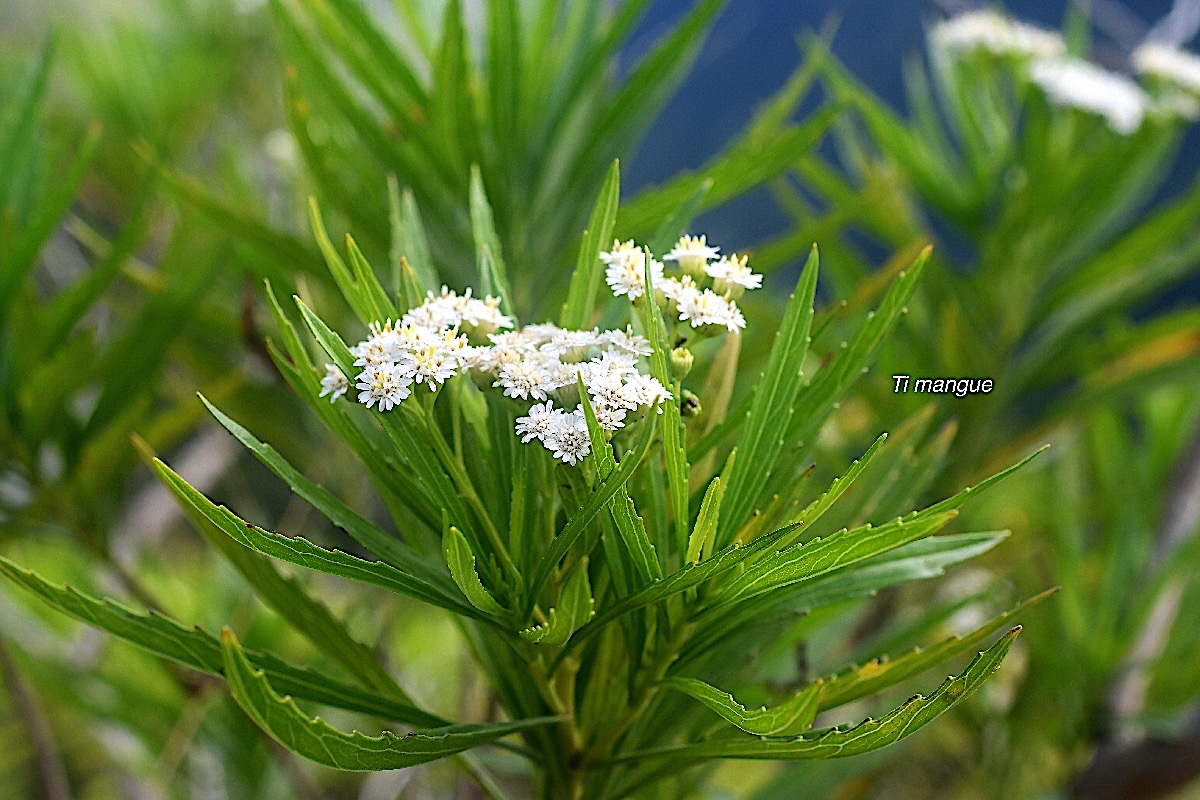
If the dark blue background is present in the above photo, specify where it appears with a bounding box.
[622,0,1200,296]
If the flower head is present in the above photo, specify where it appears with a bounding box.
[677,289,747,332]
[515,402,559,443]
[1030,57,1149,134]
[603,240,663,300]
[318,365,349,402]
[706,253,762,296]
[356,363,413,411]
[663,234,720,276]
[931,10,1065,59]
[543,410,591,465]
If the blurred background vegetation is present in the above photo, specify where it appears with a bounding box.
[2,0,1200,798]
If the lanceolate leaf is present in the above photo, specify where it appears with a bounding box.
[662,677,822,736]
[616,627,1019,762]
[221,629,555,770]
[686,476,724,564]
[525,414,658,615]
[0,557,446,728]
[521,557,595,646]
[561,159,620,329]
[199,396,454,593]
[152,458,484,620]
[717,246,820,548]
[679,532,1010,667]
[817,590,1055,711]
[777,432,888,548]
[469,165,514,317]
[640,257,689,556]
[444,526,507,616]
[710,510,960,607]
[388,178,438,290]
[580,386,662,587]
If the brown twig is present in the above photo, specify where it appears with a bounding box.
[1073,421,1200,799]
[0,634,72,800]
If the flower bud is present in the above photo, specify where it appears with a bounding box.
[670,346,694,380]
[680,389,701,417]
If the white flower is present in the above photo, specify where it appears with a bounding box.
[352,323,403,368]
[544,410,591,465]
[515,402,559,443]
[660,275,700,304]
[599,327,652,357]
[1132,42,1200,119]
[621,374,672,408]
[495,360,553,400]
[318,365,349,402]
[677,289,747,332]
[931,10,1064,59]
[663,234,720,274]
[355,363,413,411]
[1030,57,1149,134]
[541,328,602,360]
[585,371,641,411]
[592,403,628,431]
[460,295,513,335]
[408,343,459,389]
[401,286,512,334]
[602,240,663,301]
[1133,42,1200,96]
[595,350,640,375]
[705,253,762,292]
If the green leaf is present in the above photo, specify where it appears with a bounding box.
[639,255,689,557]
[444,526,507,616]
[789,532,1008,612]
[645,178,712,255]
[345,232,398,321]
[521,557,595,646]
[717,245,820,547]
[579,386,662,587]
[145,448,409,698]
[525,412,658,615]
[309,197,386,326]
[0,557,446,727]
[152,456,482,620]
[817,590,1055,711]
[560,159,620,329]
[662,676,822,736]
[616,627,1019,762]
[388,176,436,295]
[709,510,960,608]
[469,165,514,317]
[772,432,889,550]
[686,476,724,564]
[220,629,554,770]
[199,396,453,591]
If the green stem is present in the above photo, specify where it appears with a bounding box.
[420,397,521,584]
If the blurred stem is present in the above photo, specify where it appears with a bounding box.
[1106,419,1200,738]
[0,635,71,800]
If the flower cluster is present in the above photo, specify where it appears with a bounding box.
[603,235,760,332]
[323,286,674,465]
[1029,57,1150,135]
[933,10,1200,135]
[930,9,1065,59]
[1133,42,1200,119]
[335,288,513,411]
[491,324,670,465]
